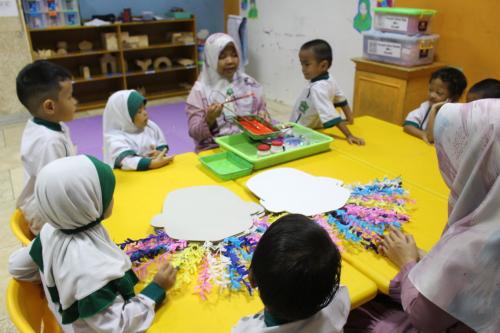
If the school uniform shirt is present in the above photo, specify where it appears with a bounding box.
[290,73,349,130]
[231,286,350,333]
[102,90,169,171]
[9,155,166,333]
[17,118,76,234]
[403,101,432,130]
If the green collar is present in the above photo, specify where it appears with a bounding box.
[264,310,288,327]
[310,72,330,83]
[33,117,62,132]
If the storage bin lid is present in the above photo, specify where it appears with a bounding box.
[374,7,437,16]
[362,30,439,42]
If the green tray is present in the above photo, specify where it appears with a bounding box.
[215,123,333,170]
[374,7,436,16]
[199,151,253,180]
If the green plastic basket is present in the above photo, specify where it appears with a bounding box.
[199,151,253,180]
[215,123,333,170]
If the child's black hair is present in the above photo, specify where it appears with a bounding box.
[16,60,72,115]
[430,67,467,101]
[250,214,341,323]
[300,39,333,68]
[468,78,500,100]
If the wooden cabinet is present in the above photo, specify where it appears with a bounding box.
[26,19,198,111]
[352,57,444,125]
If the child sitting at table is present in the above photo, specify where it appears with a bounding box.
[185,33,271,152]
[403,67,467,142]
[290,39,365,145]
[16,60,77,234]
[103,90,174,170]
[9,155,177,332]
[232,214,350,333]
[466,78,500,102]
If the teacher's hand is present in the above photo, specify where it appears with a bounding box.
[379,226,419,269]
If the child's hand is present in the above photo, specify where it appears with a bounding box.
[347,135,365,145]
[147,145,169,158]
[149,149,174,169]
[206,103,223,126]
[153,261,177,291]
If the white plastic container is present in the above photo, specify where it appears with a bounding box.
[363,31,439,67]
[374,7,437,35]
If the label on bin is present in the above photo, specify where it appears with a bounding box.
[380,15,409,32]
[367,40,402,58]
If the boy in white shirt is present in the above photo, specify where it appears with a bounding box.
[232,214,350,333]
[15,61,77,234]
[291,39,365,145]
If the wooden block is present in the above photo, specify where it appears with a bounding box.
[171,32,194,44]
[34,49,53,59]
[80,66,91,79]
[56,41,68,51]
[136,35,149,48]
[176,58,194,67]
[56,48,67,55]
[78,40,93,51]
[101,33,118,51]
[136,59,152,71]
[153,56,172,70]
[100,54,117,74]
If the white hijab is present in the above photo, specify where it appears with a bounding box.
[409,99,500,332]
[199,32,243,103]
[32,155,131,321]
[102,90,166,167]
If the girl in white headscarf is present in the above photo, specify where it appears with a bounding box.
[186,33,271,152]
[103,90,173,170]
[346,99,500,333]
[9,155,177,332]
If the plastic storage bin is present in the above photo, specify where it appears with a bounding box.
[363,31,438,67]
[199,151,253,180]
[374,7,436,35]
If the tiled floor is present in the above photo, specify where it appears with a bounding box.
[0,97,291,332]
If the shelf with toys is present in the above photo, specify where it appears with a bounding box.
[23,18,198,111]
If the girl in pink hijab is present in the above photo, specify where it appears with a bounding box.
[347,99,500,333]
[185,33,270,152]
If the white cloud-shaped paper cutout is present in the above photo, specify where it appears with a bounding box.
[246,168,350,216]
[151,186,263,241]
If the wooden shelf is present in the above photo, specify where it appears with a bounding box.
[26,19,198,112]
[122,42,195,52]
[35,49,117,60]
[126,65,196,77]
[73,73,123,84]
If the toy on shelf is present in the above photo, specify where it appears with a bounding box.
[101,32,118,51]
[136,59,152,71]
[153,56,172,70]
[176,58,194,67]
[121,8,132,23]
[56,41,68,55]
[80,66,91,79]
[166,7,192,19]
[121,32,149,49]
[33,49,54,59]
[170,32,195,44]
[100,54,117,74]
[78,40,93,52]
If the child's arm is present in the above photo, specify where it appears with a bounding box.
[340,104,354,124]
[337,121,366,145]
[403,125,429,143]
[186,88,223,142]
[83,261,176,332]
[8,244,40,282]
[425,102,447,143]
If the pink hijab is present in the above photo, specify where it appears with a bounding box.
[409,99,500,332]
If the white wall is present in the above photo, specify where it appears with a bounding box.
[244,0,370,108]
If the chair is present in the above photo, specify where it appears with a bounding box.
[10,210,34,246]
[6,279,63,333]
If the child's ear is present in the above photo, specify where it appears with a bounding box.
[41,98,56,116]
[320,60,330,72]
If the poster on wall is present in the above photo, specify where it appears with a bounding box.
[353,0,372,32]
[0,0,18,17]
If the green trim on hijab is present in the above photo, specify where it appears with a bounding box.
[127,90,147,121]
